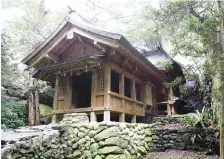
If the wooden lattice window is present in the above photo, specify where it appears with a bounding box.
[59,76,66,96]
[97,68,104,91]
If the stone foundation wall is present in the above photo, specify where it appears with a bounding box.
[1,123,153,159]
[151,127,217,152]
[1,122,217,159]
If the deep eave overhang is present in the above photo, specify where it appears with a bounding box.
[22,16,167,82]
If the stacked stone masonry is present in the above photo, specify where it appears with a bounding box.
[1,123,216,159]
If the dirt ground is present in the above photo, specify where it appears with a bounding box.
[144,150,219,159]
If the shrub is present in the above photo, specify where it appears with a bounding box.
[39,104,52,124]
[1,99,27,129]
[180,107,215,128]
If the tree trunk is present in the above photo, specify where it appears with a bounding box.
[35,90,40,125]
[27,90,40,126]
[28,92,35,126]
[217,1,224,158]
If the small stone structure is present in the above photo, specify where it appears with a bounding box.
[60,113,89,124]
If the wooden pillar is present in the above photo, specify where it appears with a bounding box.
[90,112,97,122]
[131,79,136,113]
[104,110,110,121]
[131,79,136,99]
[65,76,72,110]
[104,65,111,110]
[52,115,57,124]
[91,71,96,108]
[131,115,136,123]
[167,104,171,116]
[119,72,125,109]
[171,104,175,114]
[119,113,125,122]
[152,85,157,115]
[52,74,59,123]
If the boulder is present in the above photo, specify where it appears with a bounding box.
[78,138,86,145]
[94,127,121,141]
[73,150,81,157]
[104,137,128,148]
[105,154,126,159]
[95,155,102,159]
[89,130,98,137]
[98,146,123,154]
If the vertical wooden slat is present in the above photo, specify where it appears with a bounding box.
[52,74,59,123]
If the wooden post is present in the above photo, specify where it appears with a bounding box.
[167,104,171,116]
[52,74,59,123]
[171,104,175,114]
[90,112,97,122]
[104,110,110,121]
[91,71,96,108]
[65,76,72,110]
[28,92,35,126]
[104,65,111,110]
[119,113,125,122]
[131,79,136,99]
[119,72,125,109]
[131,115,136,123]
[152,85,157,115]
[34,90,40,125]
[217,2,224,158]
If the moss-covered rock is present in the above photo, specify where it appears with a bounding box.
[98,146,123,155]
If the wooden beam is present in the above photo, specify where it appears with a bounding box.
[110,63,142,84]
[108,91,144,105]
[28,30,72,68]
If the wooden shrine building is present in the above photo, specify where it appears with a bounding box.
[22,16,179,123]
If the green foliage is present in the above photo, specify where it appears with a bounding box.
[156,61,173,70]
[32,140,44,159]
[165,77,184,88]
[40,104,52,118]
[191,107,215,128]
[179,115,196,127]
[184,132,204,149]
[1,100,27,129]
[180,107,215,128]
